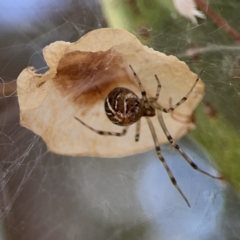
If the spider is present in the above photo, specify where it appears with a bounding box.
[74,64,221,207]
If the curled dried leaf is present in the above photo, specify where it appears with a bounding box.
[17,28,204,157]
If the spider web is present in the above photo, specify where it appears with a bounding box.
[1,0,240,240]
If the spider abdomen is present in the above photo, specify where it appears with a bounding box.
[105,87,142,126]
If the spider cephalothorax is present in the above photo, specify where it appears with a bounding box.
[74,65,221,207]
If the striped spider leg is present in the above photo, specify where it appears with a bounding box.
[74,65,221,207]
[74,117,128,137]
[169,97,195,124]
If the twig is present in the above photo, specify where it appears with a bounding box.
[195,0,240,41]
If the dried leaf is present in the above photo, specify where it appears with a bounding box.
[17,28,204,157]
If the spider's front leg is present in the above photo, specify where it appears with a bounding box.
[165,71,203,112]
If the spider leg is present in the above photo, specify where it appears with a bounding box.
[74,117,128,136]
[156,110,222,179]
[157,71,203,113]
[154,74,161,101]
[145,117,191,207]
[129,65,148,105]
[135,120,141,141]
[169,97,195,124]
[129,64,161,102]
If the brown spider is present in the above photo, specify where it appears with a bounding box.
[74,65,221,207]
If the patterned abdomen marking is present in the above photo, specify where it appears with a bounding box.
[104,87,142,126]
